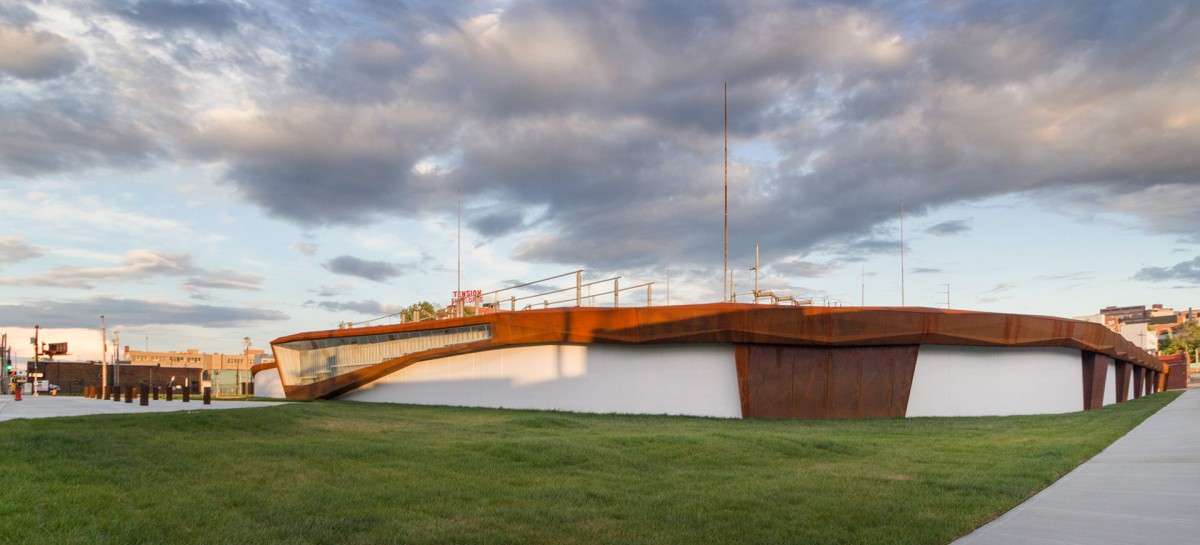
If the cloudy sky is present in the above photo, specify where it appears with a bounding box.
[2,0,1199,361]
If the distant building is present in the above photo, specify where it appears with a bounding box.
[124,347,264,372]
[1076,304,1200,355]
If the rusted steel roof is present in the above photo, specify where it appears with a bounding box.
[272,304,1162,399]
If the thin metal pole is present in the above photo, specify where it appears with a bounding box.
[646,284,652,307]
[614,278,619,308]
[457,191,462,317]
[753,244,759,304]
[575,271,581,307]
[900,200,905,307]
[723,82,729,303]
[101,316,107,398]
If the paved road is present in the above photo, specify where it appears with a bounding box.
[0,394,287,421]
[953,388,1200,544]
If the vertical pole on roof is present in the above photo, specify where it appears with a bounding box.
[646,284,652,307]
[511,296,516,312]
[752,244,759,304]
[723,82,729,303]
[900,200,906,307]
[576,271,581,307]
[457,190,462,318]
[614,278,619,308]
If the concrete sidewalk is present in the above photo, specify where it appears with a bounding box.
[953,388,1200,544]
[0,393,286,421]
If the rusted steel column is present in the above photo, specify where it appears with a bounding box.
[166,387,173,401]
[124,385,133,403]
[182,387,190,403]
[152,386,159,400]
[139,384,149,406]
[113,385,122,402]
[203,387,212,405]
[1080,352,1107,411]
[1132,367,1145,400]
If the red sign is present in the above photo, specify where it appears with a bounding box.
[453,290,483,304]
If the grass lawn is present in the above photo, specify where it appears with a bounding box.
[0,391,1180,545]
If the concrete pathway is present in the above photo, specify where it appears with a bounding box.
[953,388,1200,544]
[0,393,286,422]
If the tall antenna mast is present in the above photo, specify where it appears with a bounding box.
[457,190,462,316]
[900,200,906,306]
[723,82,729,303]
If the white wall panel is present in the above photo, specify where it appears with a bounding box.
[253,368,286,399]
[340,343,741,418]
[1103,362,1117,406]
[906,345,1083,417]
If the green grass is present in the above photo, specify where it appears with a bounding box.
[0,391,1180,545]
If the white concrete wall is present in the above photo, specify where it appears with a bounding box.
[253,368,286,399]
[1103,361,1117,406]
[906,345,1084,417]
[339,343,742,418]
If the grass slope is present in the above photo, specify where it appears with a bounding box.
[0,391,1180,545]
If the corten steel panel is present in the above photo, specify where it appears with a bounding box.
[249,361,278,375]
[734,345,752,417]
[791,347,830,419]
[1166,364,1187,390]
[1131,367,1145,399]
[747,345,793,418]
[1115,362,1131,403]
[271,304,1162,400]
[1081,352,1109,411]
[741,345,918,419]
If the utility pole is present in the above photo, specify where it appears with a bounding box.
[32,325,39,396]
[112,329,120,389]
[1,333,7,395]
[101,316,108,398]
[243,336,252,396]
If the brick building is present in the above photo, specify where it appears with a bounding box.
[37,361,203,395]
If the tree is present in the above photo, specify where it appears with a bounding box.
[1160,322,1200,362]
[401,301,440,322]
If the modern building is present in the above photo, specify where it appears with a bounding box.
[260,304,1166,419]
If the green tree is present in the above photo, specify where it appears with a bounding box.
[401,301,441,322]
[1160,322,1200,362]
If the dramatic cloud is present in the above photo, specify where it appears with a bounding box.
[307,299,401,315]
[0,249,196,289]
[1134,256,1200,284]
[924,220,971,237]
[0,237,45,264]
[324,255,404,282]
[5,0,1200,278]
[0,23,81,80]
[0,297,287,328]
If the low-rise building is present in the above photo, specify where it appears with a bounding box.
[125,347,264,372]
